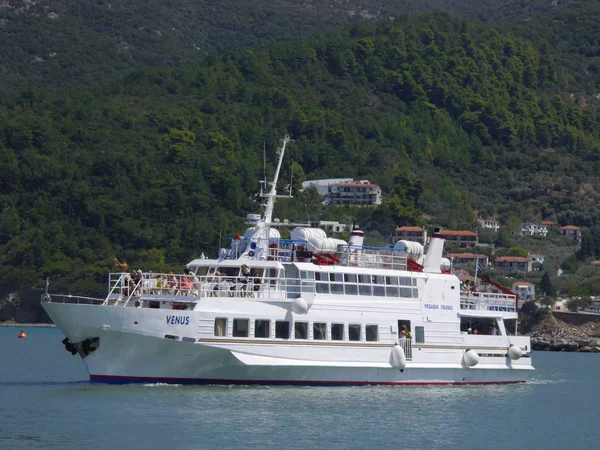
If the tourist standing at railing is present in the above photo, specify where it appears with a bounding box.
[182,275,192,296]
[240,264,251,296]
[154,273,166,294]
[189,271,201,296]
[168,273,178,295]
[400,325,412,340]
[114,258,129,298]
[132,270,143,295]
[113,258,128,273]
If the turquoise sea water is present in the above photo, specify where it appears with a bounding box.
[1,327,598,449]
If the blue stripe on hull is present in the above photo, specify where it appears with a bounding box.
[90,375,525,386]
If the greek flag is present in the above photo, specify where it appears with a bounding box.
[477,260,485,273]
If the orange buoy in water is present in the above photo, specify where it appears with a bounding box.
[18,330,27,339]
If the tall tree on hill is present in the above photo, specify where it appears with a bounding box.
[539,271,555,298]
[576,230,595,261]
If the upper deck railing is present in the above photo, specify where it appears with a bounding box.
[43,272,518,314]
[460,291,517,312]
[227,239,409,271]
[104,272,311,306]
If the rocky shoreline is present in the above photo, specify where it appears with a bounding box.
[527,312,600,352]
[531,334,600,352]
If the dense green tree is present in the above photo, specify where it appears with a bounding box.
[539,271,555,298]
[1,11,600,295]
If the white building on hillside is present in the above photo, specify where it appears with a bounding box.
[302,179,382,206]
[477,218,500,232]
[522,223,548,237]
[512,281,535,300]
[302,179,353,196]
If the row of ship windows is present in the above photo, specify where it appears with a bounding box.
[303,272,419,298]
[303,272,417,286]
[214,318,379,342]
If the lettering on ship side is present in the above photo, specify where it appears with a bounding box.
[424,304,454,311]
[166,315,190,325]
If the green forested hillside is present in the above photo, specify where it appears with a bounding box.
[1,12,599,296]
[0,0,591,94]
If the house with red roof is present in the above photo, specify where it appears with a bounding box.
[494,256,532,272]
[560,225,582,241]
[439,230,478,247]
[446,253,489,267]
[394,226,427,244]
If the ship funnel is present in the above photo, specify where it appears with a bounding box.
[423,230,445,274]
[348,229,364,248]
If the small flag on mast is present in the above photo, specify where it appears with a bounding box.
[477,259,485,273]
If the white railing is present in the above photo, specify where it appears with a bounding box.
[107,272,301,303]
[103,270,420,307]
[460,291,517,312]
[42,294,104,305]
[225,238,409,270]
[399,338,412,360]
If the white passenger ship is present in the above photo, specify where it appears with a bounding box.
[43,136,533,385]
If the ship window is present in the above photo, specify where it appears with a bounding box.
[219,267,239,277]
[300,271,314,280]
[345,283,358,295]
[331,283,343,293]
[331,323,344,341]
[399,277,412,286]
[329,273,343,282]
[412,278,418,287]
[268,268,278,286]
[415,326,425,343]
[330,273,343,293]
[214,318,227,337]
[344,273,357,283]
[196,267,209,276]
[366,325,378,342]
[400,288,413,298]
[412,288,419,298]
[149,301,160,309]
[359,284,372,295]
[254,319,270,338]
[349,324,361,341]
[316,281,329,294]
[358,274,371,284]
[295,322,308,339]
[373,278,385,296]
[386,286,399,297]
[315,271,329,293]
[233,319,249,337]
[275,321,290,339]
[386,276,399,285]
[313,322,327,340]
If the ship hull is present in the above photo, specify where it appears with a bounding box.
[44,302,532,386]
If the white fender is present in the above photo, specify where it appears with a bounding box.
[507,345,523,360]
[292,296,309,314]
[463,349,480,367]
[389,343,407,370]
